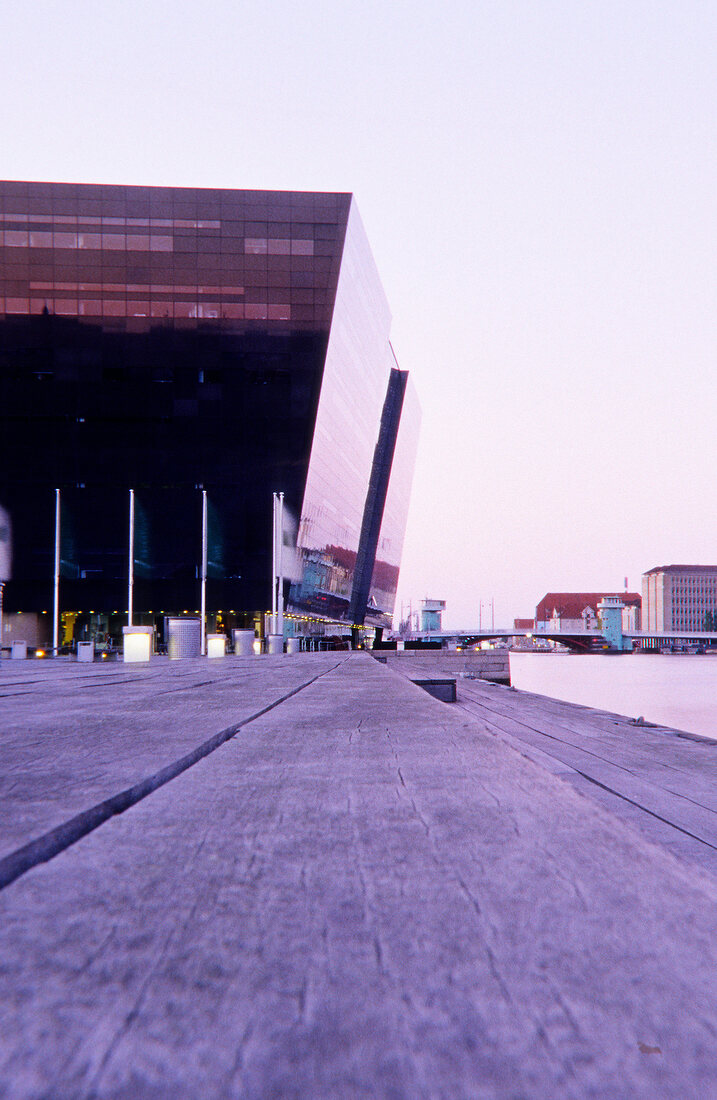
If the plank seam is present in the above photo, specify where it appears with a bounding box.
[570,769,717,851]
[0,657,346,892]
[456,699,717,852]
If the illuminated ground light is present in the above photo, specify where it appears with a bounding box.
[207,635,226,659]
[123,627,153,663]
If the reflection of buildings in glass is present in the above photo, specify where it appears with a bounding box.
[0,181,420,637]
[0,505,10,580]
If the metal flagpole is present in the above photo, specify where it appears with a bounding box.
[277,491,284,637]
[53,488,61,655]
[128,489,135,627]
[271,492,277,635]
[201,489,207,655]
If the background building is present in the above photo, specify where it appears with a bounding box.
[0,181,420,648]
[420,599,446,633]
[535,592,641,634]
[642,565,717,632]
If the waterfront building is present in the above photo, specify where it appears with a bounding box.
[642,565,717,633]
[535,592,641,634]
[0,181,420,648]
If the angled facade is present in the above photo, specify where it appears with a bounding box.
[0,181,419,646]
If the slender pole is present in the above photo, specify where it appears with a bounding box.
[277,491,284,637]
[271,492,277,634]
[201,490,207,655]
[128,489,135,627]
[53,488,61,655]
[0,582,4,660]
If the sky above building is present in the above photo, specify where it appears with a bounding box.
[3,0,716,628]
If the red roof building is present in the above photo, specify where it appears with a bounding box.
[535,592,642,632]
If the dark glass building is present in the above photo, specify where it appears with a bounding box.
[0,181,419,646]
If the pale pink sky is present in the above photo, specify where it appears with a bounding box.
[3,1,716,628]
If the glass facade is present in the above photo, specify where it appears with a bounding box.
[0,181,419,638]
[369,371,421,620]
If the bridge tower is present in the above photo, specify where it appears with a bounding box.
[597,595,632,652]
[420,599,445,633]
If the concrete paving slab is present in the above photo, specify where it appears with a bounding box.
[2,656,717,1096]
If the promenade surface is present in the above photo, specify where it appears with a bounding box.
[2,652,717,1098]
[387,651,717,875]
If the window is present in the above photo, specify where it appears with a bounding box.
[102,234,126,250]
[53,232,77,248]
[4,230,28,247]
[79,300,103,316]
[102,300,126,316]
[150,235,173,252]
[127,300,149,316]
[54,299,77,315]
[291,239,314,256]
[268,304,291,320]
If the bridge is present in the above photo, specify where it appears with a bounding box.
[401,627,717,654]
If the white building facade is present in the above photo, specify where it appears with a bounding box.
[642,565,717,632]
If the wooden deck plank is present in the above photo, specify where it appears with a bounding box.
[3,656,717,1096]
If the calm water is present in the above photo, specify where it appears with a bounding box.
[509,651,717,740]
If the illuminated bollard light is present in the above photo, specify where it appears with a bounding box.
[232,629,255,656]
[123,626,153,663]
[207,633,227,659]
[267,634,284,655]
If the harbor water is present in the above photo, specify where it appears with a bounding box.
[509,651,717,741]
